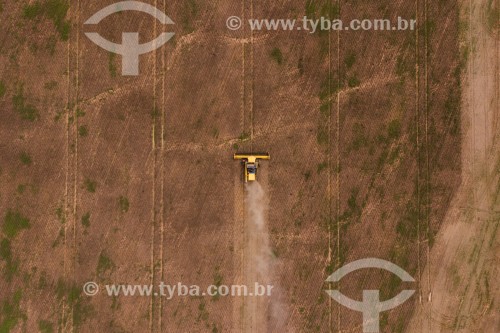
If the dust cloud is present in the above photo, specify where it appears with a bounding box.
[245,182,291,332]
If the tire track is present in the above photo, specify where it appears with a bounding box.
[414,0,423,316]
[424,0,432,331]
[61,0,73,330]
[70,0,81,331]
[327,3,333,331]
[158,1,167,331]
[149,1,158,330]
[335,1,342,332]
[250,0,254,152]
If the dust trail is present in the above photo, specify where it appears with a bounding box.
[246,182,272,278]
[244,182,291,332]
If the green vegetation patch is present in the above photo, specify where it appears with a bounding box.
[396,201,419,240]
[305,0,316,17]
[351,123,369,151]
[317,162,328,174]
[337,188,362,226]
[347,75,361,88]
[84,179,96,193]
[150,107,159,119]
[444,87,461,136]
[486,0,499,32]
[298,57,304,75]
[344,52,356,69]
[55,279,93,327]
[12,86,39,121]
[387,119,401,140]
[316,125,328,146]
[38,320,54,333]
[16,184,27,194]
[23,2,43,19]
[97,252,115,278]
[238,132,250,141]
[81,212,90,228]
[270,47,284,65]
[0,81,5,98]
[19,152,32,165]
[0,290,26,332]
[181,0,198,32]
[211,267,223,300]
[118,196,129,213]
[23,0,71,40]
[108,53,117,78]
[44,81,58,90]
[320,2,340,19]
[211,128,219,139]
[0,239,12,262]
[76,109,85,118]
[55,205,65,224]
[3,210,31,239]
[0,238,18,281]
[78,125,88,137]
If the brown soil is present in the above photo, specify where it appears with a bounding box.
[407,0,499,331]
[0,1,469,332]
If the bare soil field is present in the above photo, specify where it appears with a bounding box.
[0,0,487,332]
[408,0,499,332]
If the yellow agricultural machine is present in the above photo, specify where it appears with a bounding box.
[234,153,270,182]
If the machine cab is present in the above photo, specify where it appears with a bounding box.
[246,163,257,181]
